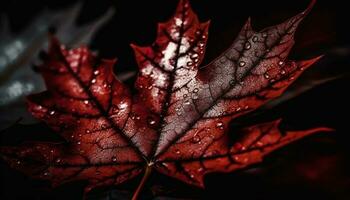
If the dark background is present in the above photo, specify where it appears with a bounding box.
[1,0,349,199]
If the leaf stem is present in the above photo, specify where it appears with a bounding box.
[131,163,153,200]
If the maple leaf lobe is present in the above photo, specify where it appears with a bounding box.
[0,0,330,196]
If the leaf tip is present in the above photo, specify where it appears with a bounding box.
[303,0,317,16]
[298,55,323,70]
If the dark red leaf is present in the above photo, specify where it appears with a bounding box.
[0,0,332,198]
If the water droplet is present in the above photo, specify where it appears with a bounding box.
[191,135,201,143]
[299,67,304,71]
[280,70,286,75]
[77,141,81,145]
[184,100,191,105]
[262,32,268,38]
[289,76,295,81]
[216,122,224,130]
[193,88,199,93]
[43,172,49,176]
[55,158,61,163]
[278,61,284,66]
[49,110,55,115]
[199,42,205,48]
[244,105,249,110]
[50,149,54,153]
[175,149,181,154]
[112,156,117,162]
[147,118,156,125]
[264,73,270,79]
[91,79,96,84]
[269,78,276,83]
[244,42,251,50]
[93,70,99,75]
[187,61,193,66]
[233,156,240,162]
[191,53,199,59]
[239,61,246,67]
[190,174,195,179]
[84,100,89,105]
[236,107,241,112]
[256,141,264,147]
[196,30,201,35]
[233,143,244,151]
[192,94,198,100]
[78,134,82,137]
[16,160,21,165]
[194,58,199,63]
[252,36,258,42]
[197,167,204,173]
[202,34,206,39]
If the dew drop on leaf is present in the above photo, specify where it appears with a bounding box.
[190,53,199,59]
[216,122,224,129]
[239,61,246,67]
[244,42,251,50]
[175,149,181,154]
[264,73,270,79]
[191,135,201,143]
[147,117,156,125]
[256,141,264,147]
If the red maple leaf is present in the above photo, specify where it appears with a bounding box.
[0,0,331,199]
